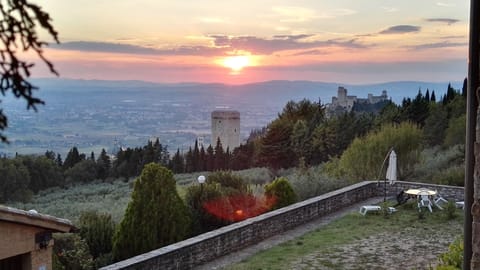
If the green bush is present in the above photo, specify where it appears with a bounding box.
[411,145,464,184]
[185,182,229,235]
[435,237,463,270]
[334,122,423,181]
[284,165,349,201]
[207,170,248,192]
[78,211,115,267]
[265,177,297,210]
[53,233,94,270]
[436,166,464,187]
[443,201,458,220]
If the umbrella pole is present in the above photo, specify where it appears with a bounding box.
[377,147,393,202]
[384,178,387,202]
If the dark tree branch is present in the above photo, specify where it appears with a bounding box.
[0,0,59,142]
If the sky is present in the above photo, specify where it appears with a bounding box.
[32,0,470,84]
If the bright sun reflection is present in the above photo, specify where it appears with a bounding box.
[221,55,250,73]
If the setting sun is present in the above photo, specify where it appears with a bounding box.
[221,55,251,73]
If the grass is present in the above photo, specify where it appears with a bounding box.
[226,201,463,270]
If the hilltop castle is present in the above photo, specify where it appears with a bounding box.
[326,87,389,117]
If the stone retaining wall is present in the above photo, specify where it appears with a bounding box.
[381,181,464,201]
[101,181,464,270]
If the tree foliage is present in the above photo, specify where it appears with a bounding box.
[78,211,115,265]
[264,177,297,209]
[112,163,190,261]
[334,122,423,181]
[0,0,59,142]
[53,233,94,270]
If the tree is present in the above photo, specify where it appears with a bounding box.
[205,144,214,171]
[112,163,190,261]
[63,147,82,169]
[169,148,184,173]
[335,122,423,181]
[0,158,31,202]
[20,155,63,192]
[257,119,295,169]
[96,148,111,180]
[213,138,225,170]
[78,211,115,267]
[423,103,448,146]
[264,177,297,210]
[0,0,59,142]
[64,159,97,184]
[444,115,466,147]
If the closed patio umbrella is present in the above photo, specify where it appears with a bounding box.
[386,150,397,185]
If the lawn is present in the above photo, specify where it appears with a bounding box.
[226,202,463,270]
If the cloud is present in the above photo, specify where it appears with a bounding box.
[437,2,456,7]
[271,6,356,22]
[51,35,371,57]
[379,25,421,34]
[382,6,398,13]
[272,6,320,22]
[408,41,467,50]
[425,18,459,25]
[198,17,226,24]
[51,41,226,56]
[210,35,369,54]
[291,49,329,56]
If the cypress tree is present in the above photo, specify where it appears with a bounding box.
[112,163,190,261]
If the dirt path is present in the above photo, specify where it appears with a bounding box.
[197,197,386,270]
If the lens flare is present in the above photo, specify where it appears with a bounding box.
[202,194,278,222]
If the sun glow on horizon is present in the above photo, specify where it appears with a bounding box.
[220,55,251,74]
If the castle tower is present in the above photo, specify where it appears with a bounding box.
[211,110,240,151]
[338,86,347,103]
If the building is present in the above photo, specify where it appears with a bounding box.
[211,110,240,151]
[326,87,389,117]
[0,206,75,270]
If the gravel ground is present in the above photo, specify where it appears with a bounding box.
[197,197,387,270]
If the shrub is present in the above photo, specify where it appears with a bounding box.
[207,170,248,192]
[443,201,458,220]
[264,177,297,210]
[435,237,463,270]
[283,164,349,201]
[335,122,423,181]
[411,145,464,184]
[436,166,464,187]
[78,211,115,266]
[53,233,94,270]
[185,182,229,235]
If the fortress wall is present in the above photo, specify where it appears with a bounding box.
[101,181,464,270]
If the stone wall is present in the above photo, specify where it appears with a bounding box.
[101,181,464,270]
[381,181,464,201]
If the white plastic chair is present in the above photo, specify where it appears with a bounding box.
[418,195,433,212]
[359,205,381,216]
[433,194,448,210]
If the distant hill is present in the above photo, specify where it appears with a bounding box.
[31,78,463,105]
[0,78,464,157]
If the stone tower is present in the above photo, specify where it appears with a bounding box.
[211,110,240,151]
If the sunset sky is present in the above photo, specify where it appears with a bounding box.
[34,0,469,84]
